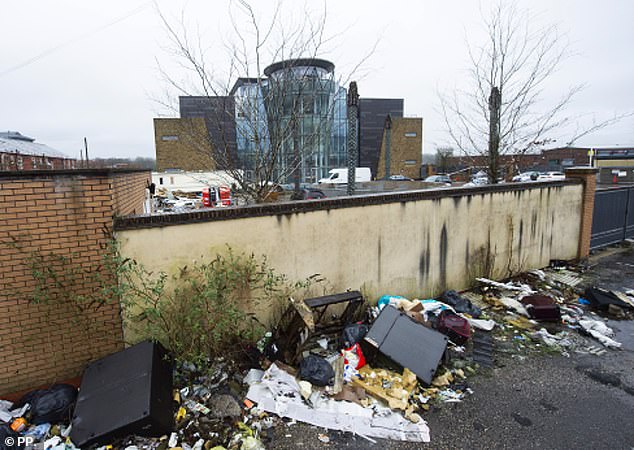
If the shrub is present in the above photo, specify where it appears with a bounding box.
[122,247,314,366]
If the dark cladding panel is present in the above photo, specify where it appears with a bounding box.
[179,96,237,162]
[364,306,447,385]
[359,98,403,178]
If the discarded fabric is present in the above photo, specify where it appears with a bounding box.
[440,290,482,318]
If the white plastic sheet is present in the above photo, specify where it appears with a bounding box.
[246,364,430,443]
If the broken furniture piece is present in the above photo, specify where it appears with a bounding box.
[520,294,562,321]
[273,291,365,364]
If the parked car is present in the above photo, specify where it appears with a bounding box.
[301,188,326,200]
[512,171,541,182]
[388,174,413,181]
[538,171,565,181]
[424,175,452,186]
[463,176,489,187]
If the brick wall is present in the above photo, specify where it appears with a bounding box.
[0,169,149,394]
[376,117,423,179]
[112,171,151,216]
[565,167,599,258]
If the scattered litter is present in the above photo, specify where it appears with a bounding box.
[352,366,416,411]
[498,297,530,317]
[579,319,622,348]
[465,317,496,331]
[2,258,628,450]
[477,278,535,294]
[532,328,574,348]
[246,363,430,442]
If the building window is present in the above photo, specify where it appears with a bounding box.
[161,135,179,141]
[170,177,174,185]
[548,159,560,167]
[404,132,417,137]
[159,177,164,185]
[17,157,23,170]
[404,160,417,165]
[562,158,574,166]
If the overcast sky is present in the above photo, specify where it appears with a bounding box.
[1,0,632,159]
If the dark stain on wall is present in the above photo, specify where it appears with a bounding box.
[518,219,524,261]
[531,211,538,238]
[377,236,382,282]
[419,230,431,280]
[439,224,448,290]
[549,212,555,250]
[465,239,470,268]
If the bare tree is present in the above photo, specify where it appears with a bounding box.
[153,1,375,203]
[439,2,631,183]
[435,146,454,174]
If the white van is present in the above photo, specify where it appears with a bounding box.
[318,168,372,184]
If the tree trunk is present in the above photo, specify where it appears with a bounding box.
[488,86,501,183]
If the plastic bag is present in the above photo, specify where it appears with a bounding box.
[341,323,369,348]
[440,290,481,318]
[298,355,334,387]
[16,384,77,425]
[341,343,366,370]
[377,295,408,310]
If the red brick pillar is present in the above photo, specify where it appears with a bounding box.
[565,167,599,259]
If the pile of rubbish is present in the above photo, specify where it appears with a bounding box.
[472,263,634,356]
[2,261,632,449]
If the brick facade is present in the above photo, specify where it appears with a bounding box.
[0,169,150,394]
[376,117,423,179]
[154,118,217,172]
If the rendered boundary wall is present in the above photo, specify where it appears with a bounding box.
[116,177,588,327]
[0,169,150,394]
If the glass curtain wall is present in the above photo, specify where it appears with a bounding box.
[234,82,269,181]
[233,60,347,184]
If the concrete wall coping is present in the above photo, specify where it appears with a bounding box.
[0,168,150,178]
[115,179,581,231]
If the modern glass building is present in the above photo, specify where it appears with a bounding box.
[231,59,347,183]
[174,58,404,182]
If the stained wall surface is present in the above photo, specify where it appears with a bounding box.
[117,182,584,312]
